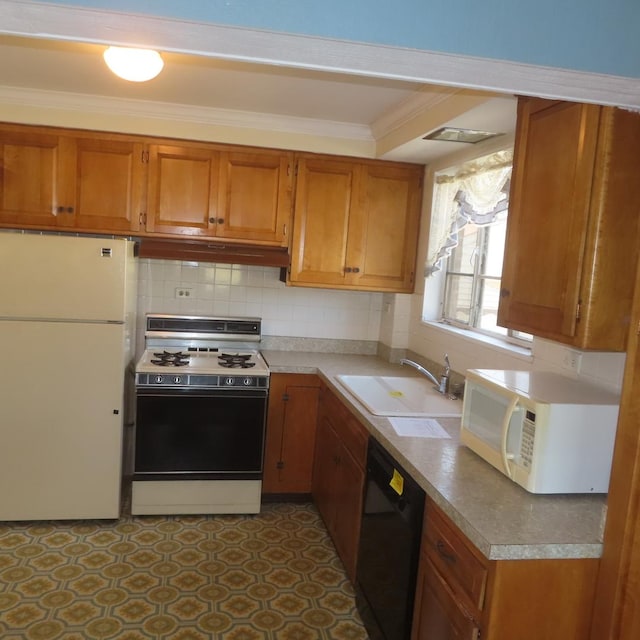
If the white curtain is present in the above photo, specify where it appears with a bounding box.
[426,149,513,276]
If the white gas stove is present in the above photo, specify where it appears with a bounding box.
[132,314,270,516]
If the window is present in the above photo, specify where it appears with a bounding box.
[424,148,532,346]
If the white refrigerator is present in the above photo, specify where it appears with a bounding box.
[0,232,137,520]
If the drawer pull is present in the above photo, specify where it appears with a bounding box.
[436,539,456,564]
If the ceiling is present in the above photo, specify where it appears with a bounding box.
[0,34,517,163]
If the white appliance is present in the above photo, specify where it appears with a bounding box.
[132,314,270,515]
[0,231,137,520]
[460,369,620,494]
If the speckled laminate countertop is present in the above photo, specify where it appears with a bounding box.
[261,350,608,561]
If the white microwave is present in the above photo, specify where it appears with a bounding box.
[460,369,620,494]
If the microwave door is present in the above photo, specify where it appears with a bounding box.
[461,380,523,480]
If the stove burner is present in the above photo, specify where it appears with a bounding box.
[218,353,256,369]
[151,351,191,367]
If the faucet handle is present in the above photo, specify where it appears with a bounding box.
[444,353,450,374]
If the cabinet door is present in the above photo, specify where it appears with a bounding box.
[263,373,320,494]
[332,444,365,584]
[0,126,63,228]
[217,149,292,245]
[497,99,600,339]
[59,136,144,233]
[146,144,220,237]
[290,156,358,286]
[347,163,422,292]
[311,414,340,534]
[412,555,480,640]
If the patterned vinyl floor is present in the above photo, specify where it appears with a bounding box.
[0,502,369,640]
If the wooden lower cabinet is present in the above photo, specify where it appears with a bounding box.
[412,500,600,640]
[312,384,368,583]
[262,373,321,494]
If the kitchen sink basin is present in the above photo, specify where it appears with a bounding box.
[335,375,462,418]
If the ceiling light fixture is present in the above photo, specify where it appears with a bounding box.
[423,127,501,144]
[103,46,164,82]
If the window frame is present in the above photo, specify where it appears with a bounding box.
[422,137,532,350]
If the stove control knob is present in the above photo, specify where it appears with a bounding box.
[173,376,182,384]
[224,377,235,386]
[243,377,253,386]
[154,375,163,384]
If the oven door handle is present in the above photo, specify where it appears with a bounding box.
[136,387,268,398]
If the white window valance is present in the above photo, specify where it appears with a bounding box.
[426,149,513,276]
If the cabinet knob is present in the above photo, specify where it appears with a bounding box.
[353,267,360,274]
[500,288,511,298]
[217,218,225,224]
[344,267,353,273]
[209,217,215,224]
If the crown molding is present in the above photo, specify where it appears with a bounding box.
[371,87,460,139]
[0,85,373,141]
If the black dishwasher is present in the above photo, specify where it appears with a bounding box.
[356,438,425,640]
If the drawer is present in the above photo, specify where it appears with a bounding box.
[339,413,368,465]
[424,501,488,613]
[320,385,368,466]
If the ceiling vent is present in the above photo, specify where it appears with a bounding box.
[423,127,502,144]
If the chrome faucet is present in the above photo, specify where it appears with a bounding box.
[401,354,451,395]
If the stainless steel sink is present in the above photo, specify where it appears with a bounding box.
[335,375,461,418]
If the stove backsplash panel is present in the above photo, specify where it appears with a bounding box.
[136,259,383,353]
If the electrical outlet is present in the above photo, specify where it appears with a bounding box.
[175,287,193,299]
[562,348,582,373]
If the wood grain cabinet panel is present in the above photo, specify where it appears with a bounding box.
[498,97,640,350]
[263,373,320,495]
[217,149,293,246]
[145,143,293,245]
[145,143,220,237]
[0,124,143,233]
[289,153,423,293]
[289,156,357,287]
[0,126,62,228]
[312,384,367,583]
[61,136,144,233]
[412,499,599,640]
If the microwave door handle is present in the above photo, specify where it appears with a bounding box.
[500,395,519,479]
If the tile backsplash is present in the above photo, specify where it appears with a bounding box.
[137,259,383,344]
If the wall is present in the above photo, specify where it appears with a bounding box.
[37,0,640,79]
[136,258,383,355]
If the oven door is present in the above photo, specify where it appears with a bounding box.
[134,387,268,479]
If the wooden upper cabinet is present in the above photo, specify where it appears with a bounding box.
[0,124,144,234]
[146,143,292,245]
[289,153,423,292]
[290,156,357,287]
[351,162,422,291]
[145,143,220,237]
[217,149,292,246]
[497,97,640,350]
[61,136,144,233]
[0,126,62,228]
